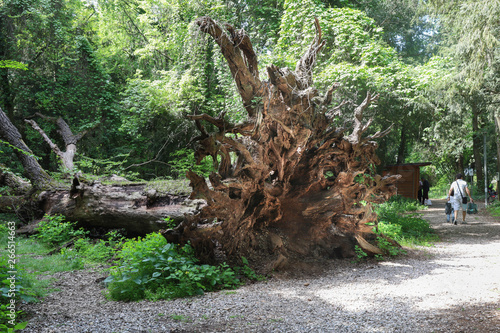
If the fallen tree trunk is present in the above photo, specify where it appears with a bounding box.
[1,108,203,235]
[35,179,205,235]
[0,174,204,236]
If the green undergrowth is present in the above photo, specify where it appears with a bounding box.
[486,200,500,216]
[0,214,35,332]
[104,233,262,302]
[354,195,438,262]
[1,213,264,309]
[374,195,439,247]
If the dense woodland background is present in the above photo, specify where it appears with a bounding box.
[1,0,499,194]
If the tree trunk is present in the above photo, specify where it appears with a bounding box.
[0,172,204,236]
[24,113,93,172]
[162,17,400,271]
[471,103,484,187]
[1,108,201,235]
[31,179,204,235]
[494,115,500,193]
[0,166,31,194]
[396,125,406,164]
[0,107,54,189]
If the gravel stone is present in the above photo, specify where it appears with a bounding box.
[20,199,500,332]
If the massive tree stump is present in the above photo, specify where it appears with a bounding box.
[162,17,400,271]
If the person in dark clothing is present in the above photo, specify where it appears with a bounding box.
[418,179,423,204]
[421,177,430,205]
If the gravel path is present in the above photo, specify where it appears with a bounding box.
[21,199,500,332]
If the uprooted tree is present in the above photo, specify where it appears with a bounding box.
[162,17,400,271]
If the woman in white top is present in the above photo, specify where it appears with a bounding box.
[447,173,474,224]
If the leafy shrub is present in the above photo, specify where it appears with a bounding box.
[486,200,500,216]
[378,195,423,213]
[354,245,368,262]
[104,233,241,301]
[60,230,125,267]
[234,257,266,281]
[35,215,88,247]
[59,248,85,270]
[374,195,438,247]
[0,258,34,332]
[73,238,116,263]
[375,236,405,257]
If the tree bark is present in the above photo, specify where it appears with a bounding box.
[0,107,54,189]
[24,113,93,172]
[0,166,31,194]
[31,179,204,235]
[396,125,406,164]
[494,115,500,193]
[471,103,484,187]
[162,17,400,271]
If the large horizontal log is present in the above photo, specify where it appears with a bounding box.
[7,179,206,236]
[41,181,205,235]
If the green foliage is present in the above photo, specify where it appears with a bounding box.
[235,257,266,281]
[354,245,368,262]
[374,196,439,246]
[75,154,127,176]
[104,233,242,301]
[73,238,115,263]
[278,0,391,68]
[162,217,177,229]
[0,260,31,331]
[169,148,213,178]
[60,230,126,267]
[35,215,88,247]
[376,236,405,257]
[0,218,35,331]
[0,60,27,71]
[59,248,85,270]
[486,201,500,217]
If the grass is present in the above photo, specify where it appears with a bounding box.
[373,195,440,248]
[0,214,97,302]
[5,236,86,299]
[170,314,192,322]
[486,200,500,216]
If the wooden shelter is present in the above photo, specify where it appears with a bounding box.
[383,163,432,200]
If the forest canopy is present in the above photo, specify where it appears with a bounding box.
[1,0,499,193]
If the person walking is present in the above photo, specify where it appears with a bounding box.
[447,173,474,224]
[421,177,430,205]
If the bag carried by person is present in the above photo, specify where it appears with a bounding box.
[456,181,468,204]
[445,202,453,214]
[467,202,477,214]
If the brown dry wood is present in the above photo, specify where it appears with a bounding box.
[46,237,78,255]
[162,17,400,272]
[24,113,97,172]
[0,108,54,189]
